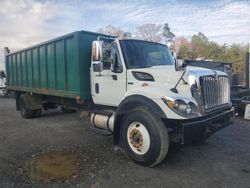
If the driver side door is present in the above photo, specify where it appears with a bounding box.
[91,42,126,106]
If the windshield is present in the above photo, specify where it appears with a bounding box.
[120,40,174,69]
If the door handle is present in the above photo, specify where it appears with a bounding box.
[112,75,117,80]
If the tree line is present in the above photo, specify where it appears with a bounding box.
[98,24,248,74]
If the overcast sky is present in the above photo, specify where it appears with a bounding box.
[0,0,250,67]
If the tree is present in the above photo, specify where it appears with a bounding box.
[190,32,210,59]
[162,23,175,43]
[98,25,125,37]
[176,32,247,75]
[174,37,190,52]
[136,24,162,42]
[205,42,225,60]
[224,44,247,73]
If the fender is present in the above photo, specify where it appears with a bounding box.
[113,94,167,145]
[116,94,166,118]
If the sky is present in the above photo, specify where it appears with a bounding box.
[0,0,250,68]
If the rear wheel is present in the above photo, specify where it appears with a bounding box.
[121,107,169,167]
[33,109,42,118]
[19,95,34,119]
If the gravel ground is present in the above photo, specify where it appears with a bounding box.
[0,96,250,188]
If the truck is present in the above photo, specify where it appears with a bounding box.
[0,70,7,95]
[4,30,234,167]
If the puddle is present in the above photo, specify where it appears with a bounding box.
[24,150,81,182]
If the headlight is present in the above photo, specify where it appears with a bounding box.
[162,97,200,118]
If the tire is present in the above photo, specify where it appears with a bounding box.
[19,95,35,119]
[33,109,42,118]
[61,107,77,113]
[121,107,169,167]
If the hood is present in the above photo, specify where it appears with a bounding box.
[129,65,227,84]
[186,66,228,78]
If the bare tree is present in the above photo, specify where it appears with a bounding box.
[98,25,125,37]
[136,24,162,42]
[173,36,191,53]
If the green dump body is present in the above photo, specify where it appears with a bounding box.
[5,31,107,100]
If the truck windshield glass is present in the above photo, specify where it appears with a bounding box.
[120,40,174,69]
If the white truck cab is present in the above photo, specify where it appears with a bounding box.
[88,37,234,166]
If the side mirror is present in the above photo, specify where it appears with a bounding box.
[92,41,103,62]
[93,62,103,72]
[175,59,187,71]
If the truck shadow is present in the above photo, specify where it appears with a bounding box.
[38,110,79,119]
[160,141,211,168]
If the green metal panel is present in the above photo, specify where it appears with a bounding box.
[5,30,112,100]
[55,40,66,91]
[39,46,47,89]
[77,32,99,99]
[15,54,20,87]
[21,52,27,87]
[17,53,22,87]
[66,36,79,93]
[26,50,33,87]
[32,48,40,88]
[47,43,56,89]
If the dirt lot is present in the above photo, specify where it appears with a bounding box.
[0,97,250,188]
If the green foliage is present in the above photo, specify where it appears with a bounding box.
[224,44,247,73]
[177,32,248,73]
[178,45,194,59]
[191,32,209,57]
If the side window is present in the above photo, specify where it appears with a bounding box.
[102,42,112,70]
[111,43,123,73]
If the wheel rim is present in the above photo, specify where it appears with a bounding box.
[127,122,150,155]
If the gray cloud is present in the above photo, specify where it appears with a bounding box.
[0,0,249,68]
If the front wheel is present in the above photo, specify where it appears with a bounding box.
[121,107,169,167]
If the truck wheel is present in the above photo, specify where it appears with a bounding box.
[33,109,42,118]
[121,107,169,167]
[19,95,34,119]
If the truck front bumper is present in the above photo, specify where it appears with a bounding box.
[166,107,235,144]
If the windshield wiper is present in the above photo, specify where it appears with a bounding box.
[170,70,188,94]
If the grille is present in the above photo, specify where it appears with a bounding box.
[200,75,230,110]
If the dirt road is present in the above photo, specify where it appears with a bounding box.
[0,97,249,188]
